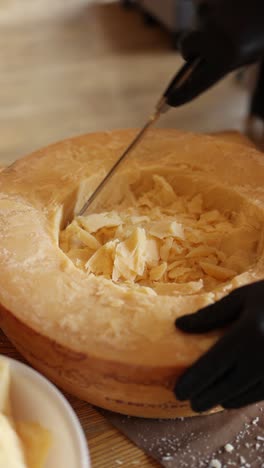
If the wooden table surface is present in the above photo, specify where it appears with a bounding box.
[0,329,159,468]
[0,0,247,167]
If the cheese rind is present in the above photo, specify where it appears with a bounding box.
[0,129,264,419]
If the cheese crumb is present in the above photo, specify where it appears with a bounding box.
[224,443,234,453]
[162,455,173,461]
[209,459,222,468]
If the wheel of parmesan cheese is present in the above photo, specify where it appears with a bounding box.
[0,129,264,418]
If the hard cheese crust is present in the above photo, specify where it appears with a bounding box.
[0,129,264,369]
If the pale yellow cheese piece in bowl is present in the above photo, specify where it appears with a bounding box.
[16,422,52,468]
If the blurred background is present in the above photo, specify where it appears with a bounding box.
[0,0,250,166]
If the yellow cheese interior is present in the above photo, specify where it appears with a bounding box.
[60,174,261,297]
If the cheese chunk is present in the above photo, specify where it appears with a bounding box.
[200,262,237,281]
[16,422,52,468]
[86,240,118,277]
[113,228,146,281]
[149,221,185,240]
[78,212,123,233]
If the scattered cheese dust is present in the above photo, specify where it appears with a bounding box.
[60,174,258,295]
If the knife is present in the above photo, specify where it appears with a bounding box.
[77,58,201,217]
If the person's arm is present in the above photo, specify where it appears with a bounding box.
[166,0,264,107]
[175,281,264,412]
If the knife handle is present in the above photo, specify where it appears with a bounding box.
[163,57,228,108]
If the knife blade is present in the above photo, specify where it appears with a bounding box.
[77,58,201,217]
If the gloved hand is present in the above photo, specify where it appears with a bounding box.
[174,280,264,412]
[167,0,264,107]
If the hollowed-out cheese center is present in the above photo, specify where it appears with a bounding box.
[60,174,259,296]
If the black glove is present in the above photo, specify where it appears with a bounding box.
[174,280,264,412]
[167,0,264,107]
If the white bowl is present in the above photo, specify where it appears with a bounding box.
[5,356,91,468]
